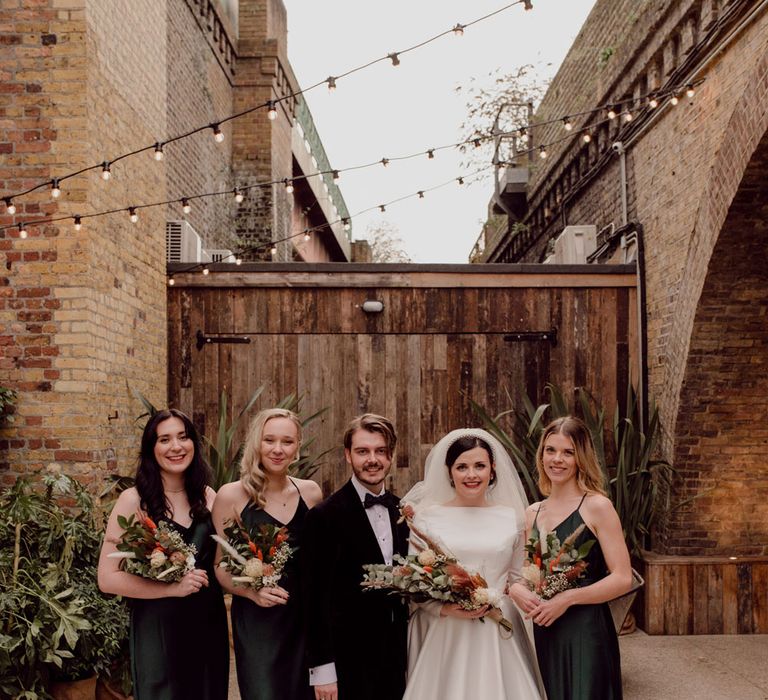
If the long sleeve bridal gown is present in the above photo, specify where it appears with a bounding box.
[403,504,544,700]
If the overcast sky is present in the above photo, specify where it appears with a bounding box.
[281,0,597,263]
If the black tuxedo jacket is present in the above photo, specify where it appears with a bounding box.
[302,480,409,700]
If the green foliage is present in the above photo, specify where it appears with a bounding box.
[0,387,16,414]
[0,474,129,698]
[471,383,673,554]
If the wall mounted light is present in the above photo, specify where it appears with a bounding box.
[361,300,384,314]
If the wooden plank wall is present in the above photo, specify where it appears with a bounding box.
[636,553,768,634]
[166,265,638,499]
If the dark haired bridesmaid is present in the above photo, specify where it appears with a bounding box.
[98,409,229,700]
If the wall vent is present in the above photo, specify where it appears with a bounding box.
[205,249,234,263]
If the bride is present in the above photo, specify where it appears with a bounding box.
[402,429,544,700]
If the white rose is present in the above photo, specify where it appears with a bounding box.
[417,549,437,566]
[244,558,264,579]
[150,550,167,568]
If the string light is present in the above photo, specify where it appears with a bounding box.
[624,110,633,122]
[427,149,435,159]
[670,94,679,106]
[381,158,390,167]
[202,266,209,275]
[453,23,465,36]
[418,191,425,198]
[562,118,573,131]
[4,197,15,215]
[233,188,244,203]
[267,101,277,120]
[332,170,340,181]
[51,179,61,199]
[388,52,400,66]
[235,257,242,265]
[523,0,533,9]
[128,207,138,223]
[327,76,337,91]
[154,142,164,161]
[379,204,386,212]
[211,124,224,142]
[168,275,175,286]
[582,132,592,143]
[473,138,482,148]
[686,84,695,98]
[270,245,277,255]
[182,198,191,214]
[101,162,111,180]
[73,215,82,231]
[649,96,659,109]
[19,224,28,239]
[607,106,617,120]
[284,179,294,194]
[457,177,464,185]
[539,145,547,159]
[342,218,351,231]
[303,231,311,241]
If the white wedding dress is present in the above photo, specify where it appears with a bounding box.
[403,504,544,700]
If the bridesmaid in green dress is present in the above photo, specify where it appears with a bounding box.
[213,408,322,700]
[508,416,632,700]
[98,409,229,700]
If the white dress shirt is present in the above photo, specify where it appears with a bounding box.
[309,476,394,686]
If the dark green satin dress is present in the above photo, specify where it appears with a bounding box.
[533,499,622,700]
[129,515,229,700]
[231,482,313,700]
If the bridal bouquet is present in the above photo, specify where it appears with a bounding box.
[108,512,197,583]
[361,505,514,632]
[521,523,595,599]
[212,515,293,589]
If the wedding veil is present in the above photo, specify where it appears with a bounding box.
[402,428,529,523]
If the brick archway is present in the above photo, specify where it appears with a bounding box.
[662,86,768,555]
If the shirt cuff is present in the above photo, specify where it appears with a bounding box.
[309,662,337,686]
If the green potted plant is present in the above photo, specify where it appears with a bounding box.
[0,472,129,699]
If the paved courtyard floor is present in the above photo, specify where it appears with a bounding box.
[227,630,768,699]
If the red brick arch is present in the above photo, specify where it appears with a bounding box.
[661,52,768,555]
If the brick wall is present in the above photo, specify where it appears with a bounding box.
[486,0,768,554]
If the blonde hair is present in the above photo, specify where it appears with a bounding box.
[240,408,302,507]
[536,416,607,497]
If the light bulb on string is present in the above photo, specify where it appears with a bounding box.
[686,84,695,98]
[73,215,82,231]
[202,266,209,275]
[270,245,277,255]
[563,118,573,131]
[168,275,175,286]
[381,158,389,167]
[284,179,294,194]
[267,101,277,120]
[427,149,435,159]
[379,204,386,212]
[129,207,138,223]
[234,188,244,203]
[4,197,15,215]
[539,145,547,159]
[19,224,28,239]
[51,179,61,199]
[327,76,337,91]
[212,124,224,142]
[624,111,633,122]
[582,132,592,143]
[342,218,351,231]
[332,170,340,181]
[303,232,311,242]
[154,142,164,161]
[417,191,425,199]
[388,53,400,66]
[235,257,242,265]
[182,198,191,214]
[670,94,679,106]
[649,96,659,109]
[523,0,533,10]
[101,162,111,180]
[473,138,482,148]
[457,177,464,185]
[607,106,617,120]
[453,23,465,36]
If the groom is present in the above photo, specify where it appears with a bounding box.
[302,413,409,700]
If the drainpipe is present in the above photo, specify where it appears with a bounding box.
[612,141,628,227]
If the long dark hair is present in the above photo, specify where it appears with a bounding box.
[135,409,212,522]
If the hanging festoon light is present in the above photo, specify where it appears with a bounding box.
[381,157,390,167]
[73,215,82,231]
[607,105,617,120]
[457,177,464,185]
[342,218,351,232]
[182,198,191,214]
[235,257,242,265]
[233,188,244,203]
[202,265,210,275]
[211,123,224,142]
[582,132,592,143]
[267,101,277,120]
[379,204,386,212]
[648,95,659,109]
[418,191,425,199]
[4,197,16,215]
[270,245,277,255]
[427,149,435,159]
[19,224,28,239]
[686,84,695,98]
[284,179,294,194]
[332,170,340,181]
[129,207,138,223]
[101,162,111,180]
[624,110,633,122]
[304,231,311,241]
[523,0,533,10]
[538,145,547,159]
[168,275,175,286]
[453,23,465,36]
[562,117,573,131]
[51,179,61,199]
[327,76,337,92]
[154,142,164,161]
[670,93,680,106]
[388,52,400,66]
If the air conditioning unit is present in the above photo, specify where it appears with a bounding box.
[166,220,203,263]
[205,249,234,263]
[552,225,597,264]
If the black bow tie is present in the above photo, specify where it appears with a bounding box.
[364,492,397,509]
